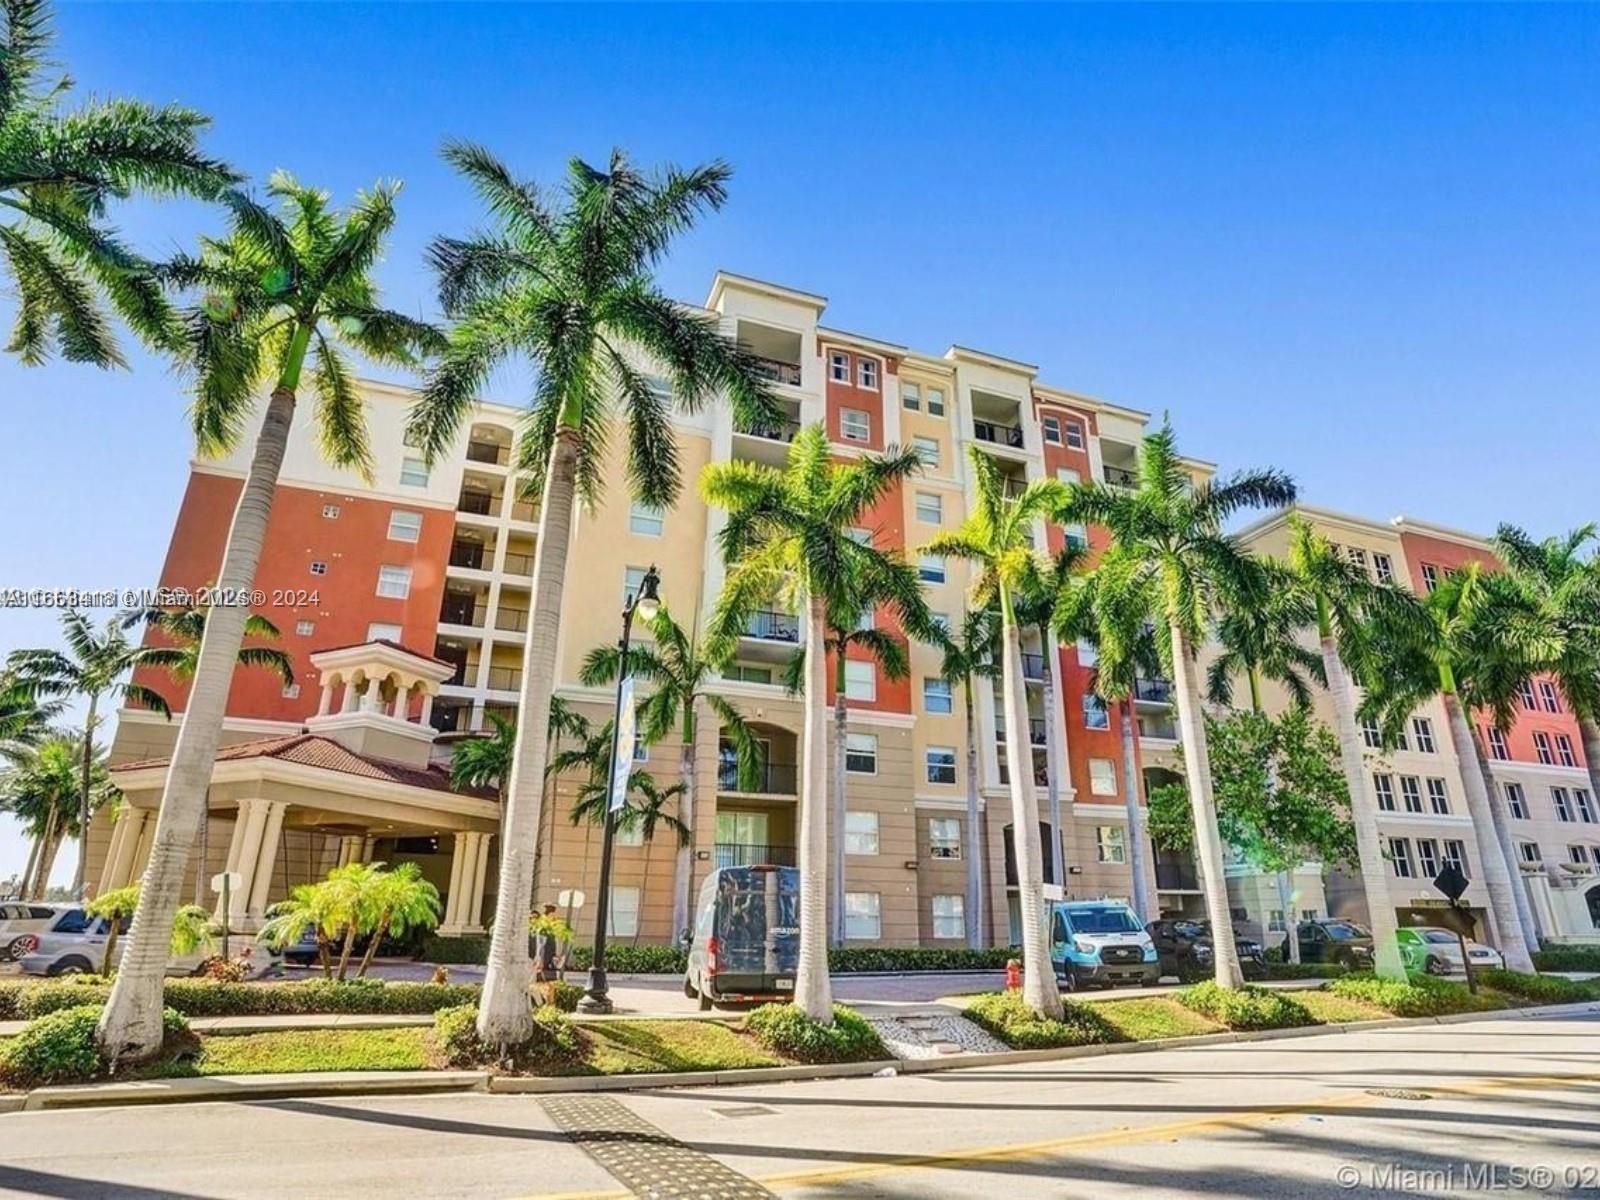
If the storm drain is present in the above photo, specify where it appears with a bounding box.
[541,1093,776,1199]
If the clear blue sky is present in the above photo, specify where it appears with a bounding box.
[3,3,1599,883]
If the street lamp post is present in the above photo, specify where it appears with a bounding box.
[580,564,661,1014]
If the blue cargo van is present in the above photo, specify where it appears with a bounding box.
[1050,900,1159,990]
[684,865,800,1009]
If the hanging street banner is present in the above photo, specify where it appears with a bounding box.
[610,675,636,813]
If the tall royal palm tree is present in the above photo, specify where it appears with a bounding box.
[7,610,170,897]
[581,604,755,943]
[935,608,1000,947]
[1064,426,1295,989]
[0,0,236,367]
[410,146,778,1048]
[96,175,439,1064]
[1360,564,1542,972]
[703,424,925,1023]
[924,448,1070,1018]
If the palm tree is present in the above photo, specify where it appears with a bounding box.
[0,672,63,754]
[935,608,1000,947]
[353,863,442,978]
[1360,565,1544,972]
[925,449,1069,1017]
[1063,426,1296,989]
[703,424,925,1023]
[85,882,140,974]
[580,604,754,944]
[615,774,691,946]
[451,713,517,806]
[96,174,439,1064]
[410,145,778,1049]
[1493,524,1600,806]
[0,734,96,898]
[7,610,171,896]
[0,0,236,367]
[556,718,619,911]
[258,881,340,977]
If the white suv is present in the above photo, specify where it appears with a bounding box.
[0,902,66,961]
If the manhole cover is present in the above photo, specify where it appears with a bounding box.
[711,1105,779,1120]
[1366,1088,1432,1101]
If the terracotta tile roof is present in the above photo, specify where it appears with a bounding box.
[310,639,455,667]
[112,733,496,800]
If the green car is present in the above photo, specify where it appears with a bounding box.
[1395,926,1504,977]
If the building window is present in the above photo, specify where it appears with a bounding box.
[400,457,429,487]
[901,382,920,411]
[1417,838,1440,879]
[923,678,953,715]
[1556,734,1577,768]
[1517,841,1542,866]
[366,622,402,643]
[1553,787,1574,822]
[387,510,423,542]
[915,492,943,524]
[1487,727,1509,760]
[1346,546,1368,573]
[1042,414,1062,445]
[844,660,876,702]
[918,554,947,584]
[724,663,773,685]
[376,565,413,599]
[926,387,946,417]
[931,894,965,939]
[281,683,300,700]
[1540,680,1561,713]
[609,886,640,937]
[845,732,878,774]
[1578,789,1597,823]
[841,409,871,442]
[1064,523,1089,551]
[1089,757,1117,797]
[1373,553,1394,584]
[1388,837,1414,878]
[929,612,951,634]
[1056,466,1081,486]
[926,747,957,785]
[1399,776,1423,813]
[1096,825,1126,864]
[929,817,961,859]
[1083,694,1110,731]
[844,811,879,856]
[623,566,648,606]
[1064,421,1085,450]
[1374,773,1396,811]
[857,358,878,389]
[1443,840,1469,877]
[1075,638,1099,667]
[628,502,664,537]
[1534,731,1554,765]
[295,620,315,636]
[309,561,328,576]
[1518,680,1538,710]
[1426,777,1450,814]
[844,892,881,940]
[1570,845,1593,866]
[322,504,340,519]
[1360,718,1382,749]
[912,436,940,467]
[1506,782,1529,819]
[1420,563,1440,592]
[829,351,850,383]
[1412,717,1435,753]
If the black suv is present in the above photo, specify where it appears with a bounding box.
[1146,919,1266,980]
[1296,919,1375,968]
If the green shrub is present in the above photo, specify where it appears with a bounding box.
[421,935,490,965]
[964,991,1119,1050]
[826,947,1018,973]
[1327,973,1498,1017]
[1175,982,1315,1031]
[1532,945,1600,973]
[744,1004,885,1063]
[544,980,584,1013]
[0,1004,190,1088]
[1262,961,1348,981]
[564,945,686,974]
[1476,969,1597,1004]
[431,1003,583,1071]
[6,978,111,1020]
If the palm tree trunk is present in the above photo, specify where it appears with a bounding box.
[74,692,98,899]
[336,923,358,981]
[1441,691,1534,972]
[18,836,40,902]
[830,683,848,948]
[671,721,696,947]
[1168,623,1244,989]
[356,913,391,978]
[1037,626,1066,890]
[27,809,57,899]
[1001,613,1062,1019]
[794,594,835,1023]
[1120,703,1152,921]
[1317,633,1406,979]
[963,674,984,948]
[101,921,120,976]
[1472,729,1541,949]
[477,428,580,1048]
[192,802,210,907]
[38,831,65,900]
[1275,871,1301,963]
[97,382,300,1065]
[634,844,652,949]
[316,933,332,979]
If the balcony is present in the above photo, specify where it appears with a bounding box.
[1139,714,1179,741]
[750,357,802,388]
[508,498,537,523]
[439,597,486,628]
[434,641,471,686]
[466,440,509,467]
[485,665,522,692]
[429,700,469,734]
[1156,862,1200,891]
[1134,676,1173,704]
[734,416,802,444]
[974,420,1024,449]
[495,607,530,634]
[1102,464,1137,489]
[744,610,799,643]
[503,551,534,577]
[995,718,1048,747]
[457,490,497,517]
[1021,653,1045,681]
[449,541,488,570]
[714,843,797,869]
[718,761,798,796]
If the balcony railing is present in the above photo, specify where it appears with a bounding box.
[439,601,486,628]
[449,542,487,570]
[1139,716,1179,741]
[1134,676,1174,703]
[485,665,522,692]
[718,762,798,795]
[743,610,799,642]
[734,417,803,444]
[509,499,537,523]
[714,843,797,869]
[750,356,802,387]
[502,551,534,576]
[458,491,497,517]
[495,607,530,634]
[974,420,1024,448]
[1021,653,1045,680]
[466,441,510,466]
[429,704,467,734]
[1155,862,1200,890]
[1103,464,1138,489]
[436,654,469,686]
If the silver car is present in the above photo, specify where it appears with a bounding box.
[17,907,280,978]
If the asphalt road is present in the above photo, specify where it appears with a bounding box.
[2,1010,1596,1199]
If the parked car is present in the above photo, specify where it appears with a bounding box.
[1146,918,1267,980]
[1296,918,1376,968]
[17,907,279,978]
[1396,926,1504,976]
[684,864,799,1009]
[0,901,64,961]
[1050,900,1160,990]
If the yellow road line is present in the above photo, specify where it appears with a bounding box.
[525,1070,1600,1200]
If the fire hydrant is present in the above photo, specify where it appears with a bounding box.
[1005,958,1022,992]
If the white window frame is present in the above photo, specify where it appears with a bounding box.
[923,677,953,715]
[1553,787,1574,822]
[1083,693,1110,731]
[1361,717,1382,749]
[844,811,879,856]
[926,746,957,785]
[309,561,328,576]
[844,660,876,702]
[1426,777,1450,815]
[400,457,429,487]
[915,491,943,524]
[1540,680,1561,713]
[1556,734,1577,768]
[295,620,315,637]
[845,732,878,775]
[930,894,964,939]
[841,408,871,442]
[829,351,850,383]
[1389,837,1415,878]
[857,358,878,390]
[623,566,649,607]
[1487,726,1510,760]
[628,501,665,537]
[926,387,946,417]
[1089,757,1117,797]
[322,504,341,519]
[366,621,403,643]
[1373,552,1394,583]
[1577,790,1596,823]
[844,892,881,940]
[1042,414,1062,445]
[1096,825,1126,864]
[1411,717,1435,753]
[1535,731,1554,765]
[376,565,413,599]
[1417,838,1440,879]
[1518,841,1542,865]
[918,554,947,584]
[1064,420,1085,450]
[609,886,640,937]
[912,436,940,467]
[1444,839,1468,876]
[901,381,920,411]
[1374,773,1396,811]
[387,510,423,543]
[929,817,961,860]
[1506,781,1529,819]
[1399,775,1423,813]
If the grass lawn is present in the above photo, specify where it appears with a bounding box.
[1294,990,1391,1025]
[1086,997,1224,1041]
[571,1021,786,1076]
[132,1028,437,1078]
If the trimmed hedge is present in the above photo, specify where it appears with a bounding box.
[1532,945,1600,973]
[0,978,482,1021]
[1261,962,1349,981]
[418,940,1020,975]
[1477,969,1597,1005]
[964,991,1119,1050]
[744,1004,885,1064]
[1326,973,1499,1018]
[432,1003,583,1071]
[1175,982,1315,1031]
[420,936,491,965]
[0,1004,191,1088]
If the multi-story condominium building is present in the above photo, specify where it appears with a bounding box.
[96,271,1209,950]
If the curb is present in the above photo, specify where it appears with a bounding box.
[6,999,1596,1113]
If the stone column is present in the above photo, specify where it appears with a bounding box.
[468,833,493,928]
[340,676,361,714]
[317,678,335,717]
[130,812,158,879]
[103,808,148,892]
[228,799,270,923]
[442,833,470,930]
[418,694,434,728]
[247,802,289,919]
